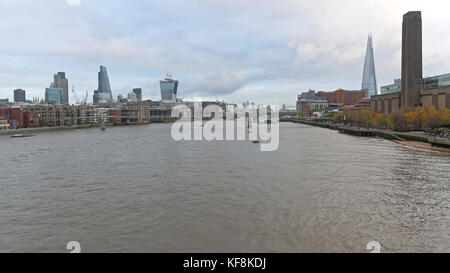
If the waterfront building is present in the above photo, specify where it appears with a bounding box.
[149,107,175,122]
[318,89,368,106]
[296,99,328,114]
[45,88,63,105]
[381,79,401,95]
[160,74,179,102]
[361,34,378,97]
[132,88,142,103]
[0,106,41,128]
[108,109,122,125]
[371,11,450,114]
[0,98,9,104]
[296,91,328,114]
[91,108,110,125]
[122,103,150,123]
[14,89,26,103]
[94,65,113,105]
[0,119,9,130]
[51,72,69,104]
[0,104,124,128]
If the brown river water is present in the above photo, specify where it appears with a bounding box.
[0,122,449,252]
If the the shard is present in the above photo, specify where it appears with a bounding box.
[361,34,378,97]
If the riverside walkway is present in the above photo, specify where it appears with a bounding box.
[293,119,449,147]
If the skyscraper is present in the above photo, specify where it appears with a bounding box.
[45,88,63,105]
[13,89,26,102]
[52,72,69,104]
[401,11,422,109]
[94,65,113,105]
[133,88,142,103]
[361,34,378,97]
[160,74,178,102]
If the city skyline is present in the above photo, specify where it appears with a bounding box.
[1,0,450,105]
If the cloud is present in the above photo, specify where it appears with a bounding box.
[0,0,449,105]
[66,0,81,6]
[184,71,250,96]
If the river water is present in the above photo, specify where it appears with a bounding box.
[0,122,449,252]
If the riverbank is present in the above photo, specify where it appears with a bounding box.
[293,119,450,153]
[392,140,450,153]
[0,122,151,136]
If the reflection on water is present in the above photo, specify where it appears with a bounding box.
[0,123,449,252]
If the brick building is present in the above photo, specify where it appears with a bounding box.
[0,107,42,129]
[318,89,368,106]
[122,103,150,123]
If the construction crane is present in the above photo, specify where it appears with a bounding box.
[81,90,89,105]
[72,85,89,105]
[72,85,80,105]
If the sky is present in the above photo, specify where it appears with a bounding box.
[1,0,450,106]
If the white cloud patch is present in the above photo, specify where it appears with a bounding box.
[66,0,81,6]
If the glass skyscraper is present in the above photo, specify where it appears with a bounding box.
[160,74,179,102]
[94,65,113,105]
[45,88,63,105]
[361,34,378,97]
[52,72,69,105]
[132,88,142,102]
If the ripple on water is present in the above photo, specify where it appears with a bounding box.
[0,123,449,252]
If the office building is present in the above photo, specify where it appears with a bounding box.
[132,88,142,103]
[14,89,26,103]
[51,72,69,104]
[296,90,328,114]
[122,103,150,123]
[361,34,378,97]
[45,88,63,105]
[160,74,179,102]
[94,65,113,105]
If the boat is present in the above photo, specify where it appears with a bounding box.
[252,140,260,144]
[11,134,34,138]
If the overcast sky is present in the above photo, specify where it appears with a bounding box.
[1,0,449,105]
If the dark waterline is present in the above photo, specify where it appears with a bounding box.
[0,123,449,252]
